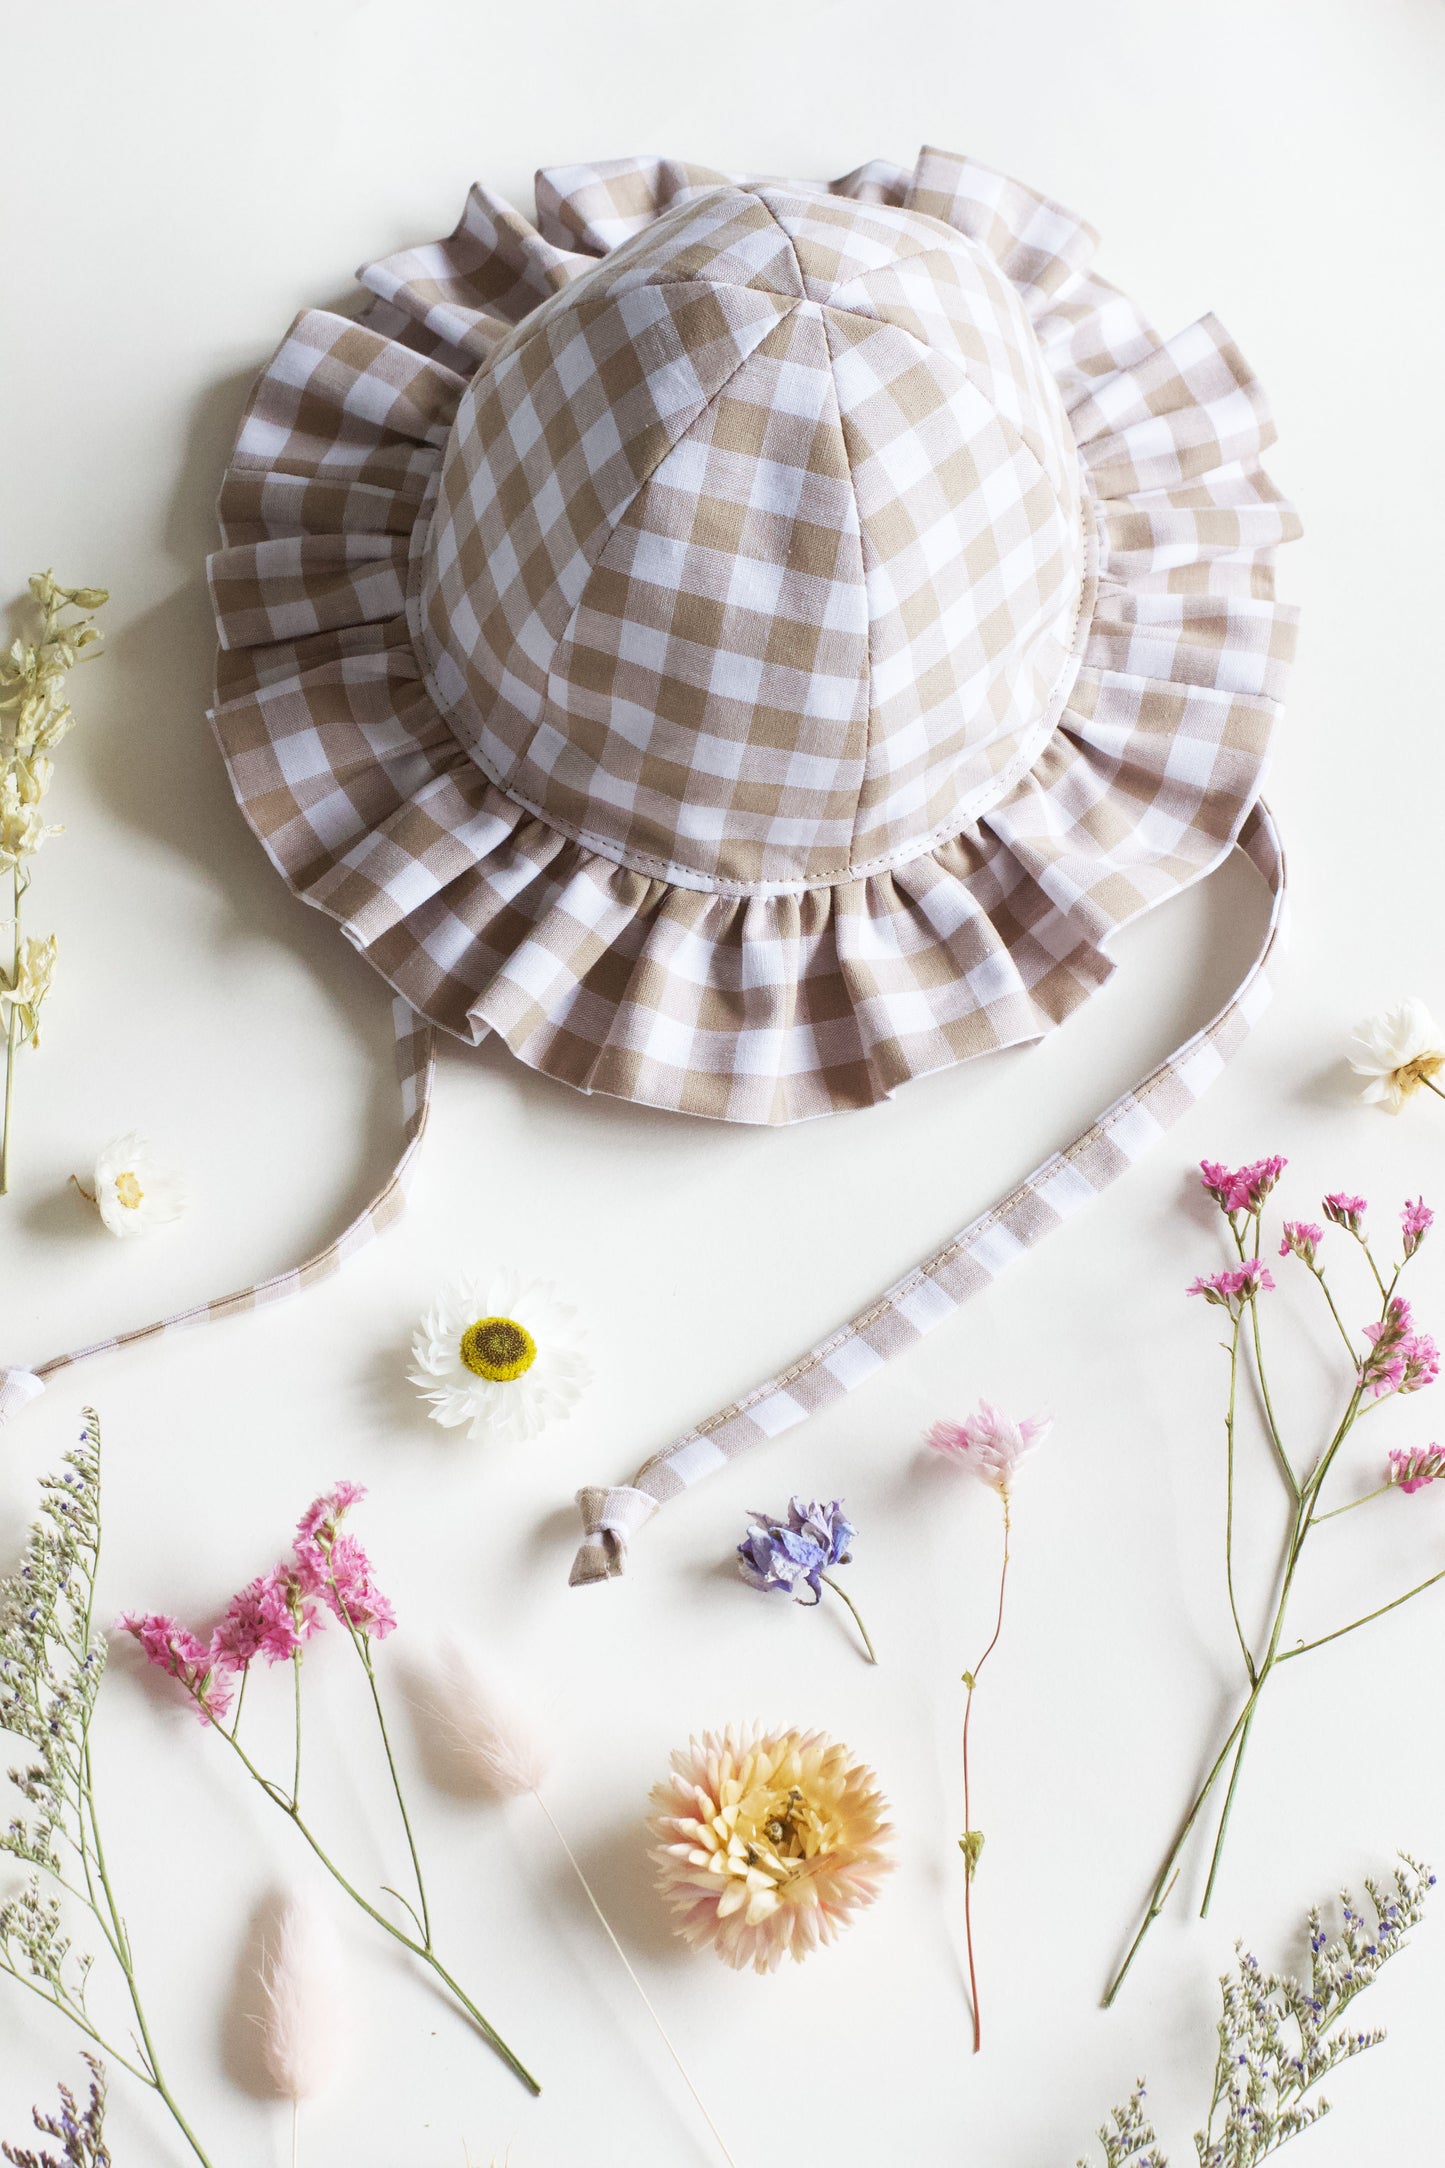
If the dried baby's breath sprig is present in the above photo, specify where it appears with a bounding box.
[0,571,107,1196]
[0,1414,216,2166]
[1082,1858,1432,2168]
[2,2054,112,2168]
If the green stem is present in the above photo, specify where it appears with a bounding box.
[291,1650,303,1808]
[1223,1316,1256,1685]
[333,1584,432,1949]
[1309,1268,1360,1363]
[1236,1221,1297,1495]
[203,1691,539,2093]
[1103,1696,1254,2007]
[1278,1561,1445,1660]
[1199,1705,1257,1917]
[1314,1482,1392,1523]
[819,1572,879,1666]
[1422,1076,1445,1104]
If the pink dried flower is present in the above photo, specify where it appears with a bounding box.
[1323,1192,1368,1235]
[119,1610,234,1724]
[296,1481,367,1548]
[243,1564,327,1666]
[1359,1298,1437,1398]
[1387,1444,1445,1495]
[1402,1198,1434,1258]
[307,1532,396,1641]
[1279,1221,1325,1267]
[924,1400,1053,1495]
[1401,1332,1440,1395]
[1200,1157,1288,1216]
[1187,1259,1276,1310]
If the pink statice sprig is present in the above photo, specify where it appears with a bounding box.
[122,1480,395,1721]
[1188,1258,1275,1317]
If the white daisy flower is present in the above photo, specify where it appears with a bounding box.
[87,1132,188,1236]
[1348,998,1445,1113]
[409,1269,590,1444]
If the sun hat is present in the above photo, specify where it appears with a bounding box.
[0,150,1298,1575]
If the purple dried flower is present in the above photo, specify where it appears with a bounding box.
[736,1498,876,1662]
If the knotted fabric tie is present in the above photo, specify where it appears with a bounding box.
[569,1486,661,1585]
[0,1368,45,1423]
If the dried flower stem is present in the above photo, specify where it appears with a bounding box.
[818,1571,878,1664]
[0,1417,216,2164]
[0,575,107,1197]
[171,1567,537,2095]
[530,1792,739,2168]
[1085,1860,1432,2167]
[959,1496,1010,2053]
[1107,1193,1445,2006]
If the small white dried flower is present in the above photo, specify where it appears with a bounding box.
[0,934,57,1048]
[1349,998,1445,1112]
[409,1268,589,1444]
[87,1133,187,1237]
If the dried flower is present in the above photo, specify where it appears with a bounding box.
[1187,1259,1275,1312]
[1349,998,1445,1112]
[2,2054,112,2168]
[1402,1198,1433,1258]
[120,1486,538,2094]
[424,1642,550,1800]
[0,574,107,1199]
[924,1400,1053,1495]
[0,935,56,1050]
[409,1269,590,1444]
[1112,1155,1445,2006]
[1200,1157,1288,1215]
[649,1724,893,1973]
[736,1497,877,1662]
[86,1133,187,1238]
[428,1647,739,2166]
[259,1895,347,2104]
[1323,1192,1368,1234]
[1360,1297,1438,1399]
[1387,1445,1445,1495]
[1,1420,216,2162]
[1084,1861,1432,2168]
[118,1611,233,1725]
[1278,1220,1324,1266]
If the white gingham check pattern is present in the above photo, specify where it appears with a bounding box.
[207,146,1297,1126]
[570,801,1286,1582]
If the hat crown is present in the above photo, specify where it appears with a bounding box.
[418,183,1087,893]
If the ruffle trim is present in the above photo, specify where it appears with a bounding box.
[209,147,1299,1125]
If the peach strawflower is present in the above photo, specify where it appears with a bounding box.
[648,1723,893,1974]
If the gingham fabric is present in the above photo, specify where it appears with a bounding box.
[0,1001,433,1424]
[209,146,1299,1126]
[570,801,1286,1583]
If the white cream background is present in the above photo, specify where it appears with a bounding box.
[3,3,1444,2162]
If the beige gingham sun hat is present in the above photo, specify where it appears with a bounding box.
[0,150,1298,1580]
[207,147,1297,1126]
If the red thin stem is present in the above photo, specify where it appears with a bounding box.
[961,1495,1011,2054]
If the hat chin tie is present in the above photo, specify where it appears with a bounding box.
[569,1486,661,1585]
[0,1368,46,1424]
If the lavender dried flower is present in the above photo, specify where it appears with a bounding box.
[2,2055,111,2168]
[737,1497,877,1662]
[1082,1857,1432,2167]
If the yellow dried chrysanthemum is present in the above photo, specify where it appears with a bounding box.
[648,1723,893,1974]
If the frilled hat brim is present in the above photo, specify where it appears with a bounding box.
[209,147,1298,1125]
